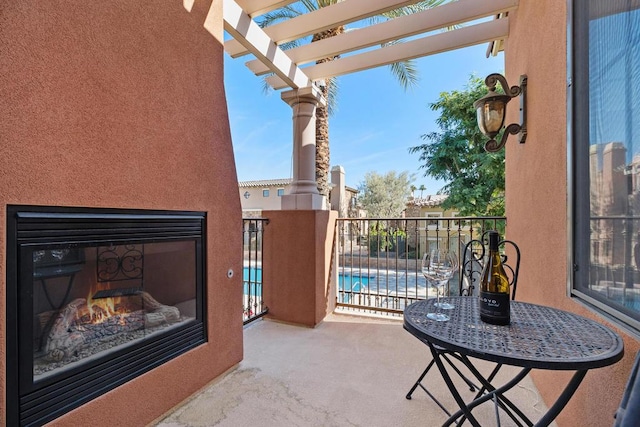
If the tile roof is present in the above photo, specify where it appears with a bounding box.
[407,194,448,207]
[238,178,292,188]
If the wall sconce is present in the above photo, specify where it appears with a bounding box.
[473,73,527,152]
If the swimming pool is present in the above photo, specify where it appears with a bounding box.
[242,267,373,293]
[338,273,371,292]
[243,267,262,295]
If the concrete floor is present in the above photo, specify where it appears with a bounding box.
[153,312,554,427]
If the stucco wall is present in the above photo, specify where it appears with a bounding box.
[0,1,243,425]
[262,210,337,327]
[505,1,639,425]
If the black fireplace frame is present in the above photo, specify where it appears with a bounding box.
[6,205,207,426]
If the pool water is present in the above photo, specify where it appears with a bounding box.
[243,267,262,295]
[338,274,370,292]
[243,267,262,282]
[243,267,372,294]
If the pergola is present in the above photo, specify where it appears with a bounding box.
[222,0,517,208]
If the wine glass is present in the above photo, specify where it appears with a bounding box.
[422,249,458,321]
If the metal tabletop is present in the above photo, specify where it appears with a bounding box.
[404,297,624,371]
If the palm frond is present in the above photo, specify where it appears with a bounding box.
[364,0,450,91]
[278,40,301,51]
[315,0,341,9]
[369,0,449,24]
[261,74,275,95]
[258,6,301,28]
[388,59,420,91]
[381,39,419,91]
[299,0,319,11]
[326,76,339,116]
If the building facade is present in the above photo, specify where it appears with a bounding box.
[239,166,360,218]
[239,178,291,217]
[506,2,639,425]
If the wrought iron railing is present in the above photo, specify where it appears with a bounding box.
[243,218,269,324]
[335,217,507,316]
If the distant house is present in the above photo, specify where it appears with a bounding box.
[239,178,291,218]
[329,166,364,219]
[404,194,454,220]
[239,166,360,218]
[404,194,473,256]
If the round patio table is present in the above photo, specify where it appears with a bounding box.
[404,297,624,426]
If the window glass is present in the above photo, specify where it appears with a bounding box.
[277,188,284,196]
[573,0,640,328]
[262,189,269,197]
[425,213,442,228]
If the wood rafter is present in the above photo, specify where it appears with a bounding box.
[235,0,298,18]
[245,0,518,75]
[223,0,310,89]
[266,18,509,89]
[225,0,425,58]
[223,0,518,90]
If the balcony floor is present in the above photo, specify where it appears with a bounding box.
[154,313,554,427]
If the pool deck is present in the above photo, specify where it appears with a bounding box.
[153,313,554,427]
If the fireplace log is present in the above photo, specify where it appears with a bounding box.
[42,292,182,362]
[145,306,180,327]
[43,298,88,361]
[140,291,165,311]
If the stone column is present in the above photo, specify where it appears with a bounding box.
[281,86,327,210]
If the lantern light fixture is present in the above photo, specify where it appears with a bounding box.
[474,73,527,152]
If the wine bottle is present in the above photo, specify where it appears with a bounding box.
[479,230,511,325]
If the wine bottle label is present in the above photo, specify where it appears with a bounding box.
[480,291,510,325]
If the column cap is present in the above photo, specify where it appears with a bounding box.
[281,85,327,108]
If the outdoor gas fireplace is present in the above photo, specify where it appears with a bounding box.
[6,206,207,426]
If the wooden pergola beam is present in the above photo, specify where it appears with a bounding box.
[246,0,518,75]
[224,0,425,58]
[235,0,297,17]
[266,18,509,90]
[223,0,311,89]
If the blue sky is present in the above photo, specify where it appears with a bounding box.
[225,43,503,194]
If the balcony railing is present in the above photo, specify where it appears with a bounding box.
[243,218,268,324]
[336,217,506,316]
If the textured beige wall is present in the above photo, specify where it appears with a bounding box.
[505,1,639,426]
[0,1,243,425]
[240,186,288,211]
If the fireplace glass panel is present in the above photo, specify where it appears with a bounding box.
[30,241,198,382]
[7,206,206,427]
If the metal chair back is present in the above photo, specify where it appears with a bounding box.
[459,232,521,300]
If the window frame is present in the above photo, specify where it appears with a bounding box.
[424,212,443,229]
[262,189,269,197]
[568,0,640,333]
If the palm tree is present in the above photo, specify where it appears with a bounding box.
[419,184,426,198]
[259,1,450,198]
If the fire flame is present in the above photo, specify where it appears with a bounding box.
[86,283,130,324]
